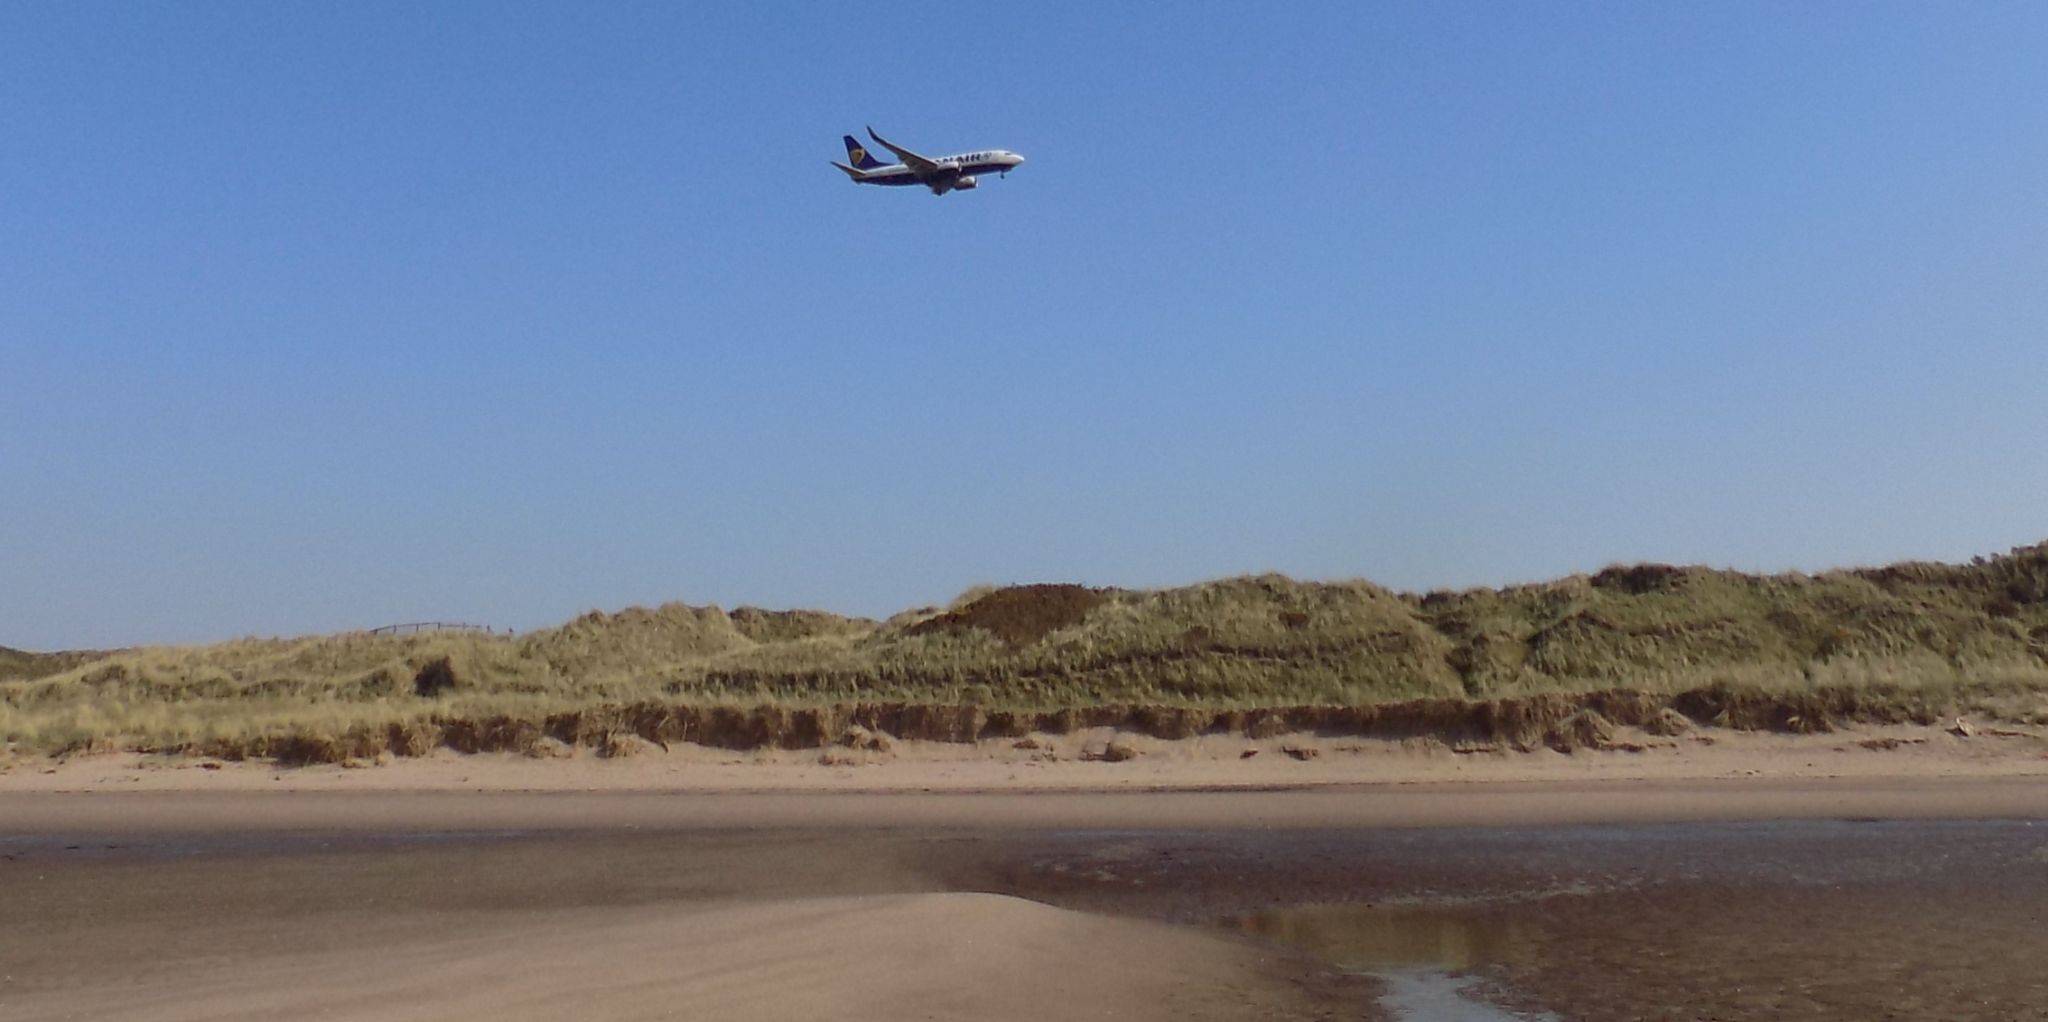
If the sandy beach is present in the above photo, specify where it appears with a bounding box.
[5,731,2048,1021]
[7,712,2047,796]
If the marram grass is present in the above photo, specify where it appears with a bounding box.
[4,544,2045,761]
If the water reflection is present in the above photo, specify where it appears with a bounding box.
[1236,902,1537,971]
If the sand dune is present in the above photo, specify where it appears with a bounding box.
[9,543,2046,766]
[5,893,1308,1022]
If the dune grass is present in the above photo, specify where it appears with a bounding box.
[4,544,2045,761]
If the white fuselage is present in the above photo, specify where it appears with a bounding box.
[852,150,1025,193]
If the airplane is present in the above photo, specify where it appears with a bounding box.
[831,126,1025,195]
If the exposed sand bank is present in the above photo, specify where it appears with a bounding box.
[3,893,1328,1022]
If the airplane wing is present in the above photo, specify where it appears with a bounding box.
[866,126,944,178]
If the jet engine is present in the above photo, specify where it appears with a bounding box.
[954,175,978,190]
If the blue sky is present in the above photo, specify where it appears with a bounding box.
[4,2,2045,648]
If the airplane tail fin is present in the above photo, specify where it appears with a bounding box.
[842,135,885,170]
[830,160,865,181]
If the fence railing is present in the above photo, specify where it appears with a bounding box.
[365,622,498,636]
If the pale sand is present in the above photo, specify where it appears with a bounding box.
[5,722,2047,1022]
[3,894,1315,1022]
[4,716,2045,798]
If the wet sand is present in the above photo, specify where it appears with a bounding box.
[958,816,2048,1020]
[4,779,2046,1020]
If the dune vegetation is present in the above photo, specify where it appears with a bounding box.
[4,544,2046,763]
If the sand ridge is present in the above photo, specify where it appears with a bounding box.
[1,893,1322,1022]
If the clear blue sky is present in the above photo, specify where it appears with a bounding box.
[5,2,2045,649]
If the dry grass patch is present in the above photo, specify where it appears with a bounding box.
[4,543,2046,762]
